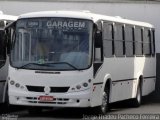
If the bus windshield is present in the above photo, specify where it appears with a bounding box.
[11,18,93,70]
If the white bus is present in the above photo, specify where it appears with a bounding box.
[7,11,156,114]
[0,11,17,111]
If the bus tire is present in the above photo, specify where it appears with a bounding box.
[132,81,142,107]
[94,84,110,115]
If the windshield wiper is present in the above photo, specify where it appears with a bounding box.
[17,63,46,69]
[43,62,79,70]
[17,62,80,70]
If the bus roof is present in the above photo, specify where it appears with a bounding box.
[0,12,18,21]
[18,11,153,28]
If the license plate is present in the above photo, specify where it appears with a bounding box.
[38,96,54,102]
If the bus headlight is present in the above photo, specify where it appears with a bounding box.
[20,86,25,89]
[69,80,91,92]
[83,82,88,87]
[15,83,25,90]
[15,83,20,88]
[10,80,15,85]
[10,80,25,90]
[76,85,81,89]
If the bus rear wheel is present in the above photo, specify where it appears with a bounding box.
[132,82,142,107]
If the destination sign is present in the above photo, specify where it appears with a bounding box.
[18,18,90,31]
[46,20,87,30]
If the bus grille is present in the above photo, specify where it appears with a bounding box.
[26,86,69,93]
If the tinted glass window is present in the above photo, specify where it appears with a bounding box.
[103,23,113,57]
[135,27,142,55]
[125,26,133,56]
[143,28,151,55]
[150,29,155,55]
[114,24,123,57]
[11,18,93,70]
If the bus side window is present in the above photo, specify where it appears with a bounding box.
[23,33,31,61]
[94,21,103,62]
[134,27,143,56]
[114,24,124,57]
[150,29,155,56]
[125,25,134,57]
[143,28,151,56]
[103,22,113,58]
[13,32,22,61]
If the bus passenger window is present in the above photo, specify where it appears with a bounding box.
[135,27,142,55]
[114,24,123,57]
[143,29,151,55]
[150,29,155,56]
[103,23,113,57]
[125,26,134,57]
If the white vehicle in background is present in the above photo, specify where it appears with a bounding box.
[0,11,17,112]
[7,11,156,114]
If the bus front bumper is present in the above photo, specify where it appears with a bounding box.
[9,89,92,107]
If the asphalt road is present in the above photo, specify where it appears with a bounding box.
[1,93,160,120]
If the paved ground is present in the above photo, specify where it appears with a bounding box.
[1,93,160,120]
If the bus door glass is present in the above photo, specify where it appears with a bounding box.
[94,21,103,62]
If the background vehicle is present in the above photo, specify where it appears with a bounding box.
[0,11,17,112]
[7,11,156,114]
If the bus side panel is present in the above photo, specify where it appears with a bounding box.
[142,57,156,96]
[142,78,155,96]
[91,56,155,105]
[110,57,155,102]
[111,80,137,102]
[91,82,103,107]
[91,57,137,105]
[106,57,136,103]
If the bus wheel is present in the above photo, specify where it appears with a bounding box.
[133,82,142,107]
[94,86,110,115]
